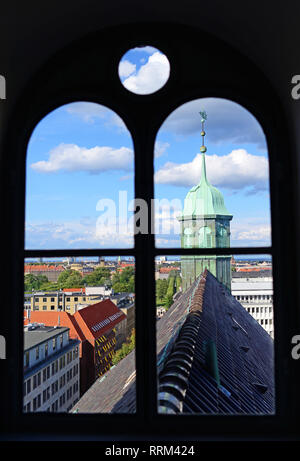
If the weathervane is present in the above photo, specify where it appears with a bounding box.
[199,111,207,153]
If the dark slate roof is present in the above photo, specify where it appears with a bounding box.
[24,325,69,351]
[72,271,274,415]
[158,271,275,415]
[72,349,136,414]
[71,278,201,413]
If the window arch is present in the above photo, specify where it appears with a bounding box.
[25,101,135,250]
[199,226,212,248]
[183,228,193,248]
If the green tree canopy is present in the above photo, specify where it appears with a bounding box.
[112,267,135,293]
[112,328,135,366]
[24,274,49,292]
[82,267,111,286]
[156,279,168,302]
[56,270,83,289]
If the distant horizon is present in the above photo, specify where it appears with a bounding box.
[25,255,272,263]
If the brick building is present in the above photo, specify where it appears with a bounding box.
[24,264,65,282]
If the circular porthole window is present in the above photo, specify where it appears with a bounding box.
[118,46,170,95]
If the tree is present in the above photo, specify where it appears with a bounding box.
[156,279,168,302]
[175,275,182,291]
[112,328,135,366]
[112,281,128,293]
[164,276,175,309]
[24,274,49,292]
[82,267,111,286]
[112,267,135,293]
[57,270,83,289]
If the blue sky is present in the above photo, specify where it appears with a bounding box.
[25,47,271,250]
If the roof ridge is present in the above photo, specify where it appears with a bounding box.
[157,271,207,413]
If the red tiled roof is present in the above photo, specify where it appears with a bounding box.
[24,265,65,272]
[236,267,271,272]
[63,287,86,293]
[25,310,86,341]
[159,266,180,273]
[117,263,135,272]
[24,300,126,345]
[74,300,126,341]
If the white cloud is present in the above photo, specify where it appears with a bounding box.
[231,219,271,246]
[25,219,134,249]
[122,52,170,95]
[30,143,133,174]
[118,60,136,78]
[25,213,271,250]
[155,149,269,193]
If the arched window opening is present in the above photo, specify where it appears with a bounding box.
[25,102,135,250]
[154,98,274,415]
[154,98,271,250]
[24,102,136,413]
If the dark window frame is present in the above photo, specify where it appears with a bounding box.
[1,22,299,440]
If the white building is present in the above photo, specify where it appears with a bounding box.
[23,324,80,413]
[85,286,112,297]
[231,277,274,338]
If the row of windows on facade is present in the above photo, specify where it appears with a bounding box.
[246,313,273,325]
[245,306,273,314]
[33,305,84,311]
[35,296,85,303]
[183,226,230,248]
[24,333,73,366]
[24,354,79,395]
[23,382,79,413]
[235,294,273,302]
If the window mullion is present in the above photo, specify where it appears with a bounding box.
[134,128,157,421]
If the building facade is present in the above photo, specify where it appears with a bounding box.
[25,289,102,314]
[24,264,65,282]
[178,114,233,292]
[231,277,274,338]
[73,300,127,379]
[23,324,80,412]
[24,299,128,395]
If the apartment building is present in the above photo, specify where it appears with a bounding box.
[25,299,128,394]
[231,277,274,338]
[23,324,80,412]
[25,289,101,314]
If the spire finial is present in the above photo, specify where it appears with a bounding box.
[199,111,208,184]
[199,110,207,153]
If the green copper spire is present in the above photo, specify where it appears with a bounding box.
[179,111,232,219]
[179,110,233,293]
